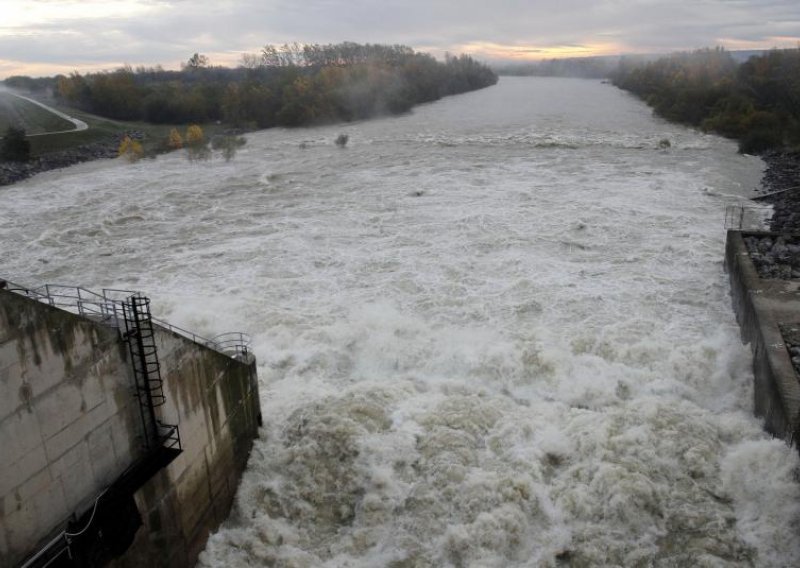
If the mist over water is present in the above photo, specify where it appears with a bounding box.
[3,77,799,566]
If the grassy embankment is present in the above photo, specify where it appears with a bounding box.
[0,90,226,158]
[0,91,72,134]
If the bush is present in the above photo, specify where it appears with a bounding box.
[118,135,144,162]
[211,134,246,161]
[1,126,31,162]
[185,124,205,146]
[739,129,782,154]
[738,111,783,153]
[167,128,183,149]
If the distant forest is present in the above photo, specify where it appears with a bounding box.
[495,47,800,154]
[494,56,626,79]
[612,47,800,153]
[3,43,498,128]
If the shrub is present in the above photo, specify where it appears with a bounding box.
[1,126,31,162]
[739,129,782,154]
[118,135,144,162]
[738,111,783,153]
[185,124,205,146]
[211,134,246,161]
[167,128,184,149]
[184,124,210,161]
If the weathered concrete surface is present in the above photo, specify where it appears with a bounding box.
[0,289,143,567]
[111,327,261,568]
[726,230,800,440]
[0,289,261,568]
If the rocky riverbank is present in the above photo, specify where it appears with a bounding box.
[757,150,800,232]
[737,150,800,280]
[743,234,800,279]
[0,128,254,187]
[0,131,143,187]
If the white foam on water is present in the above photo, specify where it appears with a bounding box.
[1,77,796,566]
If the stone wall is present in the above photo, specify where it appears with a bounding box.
[725,230,800,440]
[0,288,261,567]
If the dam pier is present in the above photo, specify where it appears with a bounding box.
[0,282,261,567]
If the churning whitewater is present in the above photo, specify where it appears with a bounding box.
[2,77,800,566]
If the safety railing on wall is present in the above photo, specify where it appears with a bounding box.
[724,204,773,231]
[209,332,252,358]
[1,279,251,360]
[4,280,253,568]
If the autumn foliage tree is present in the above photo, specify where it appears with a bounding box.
[184,124,210,161]
[118,135,144,162]
[185,124,205,146]
[167,128,183,149]
[613,47,800,152]
[50,43,498,130]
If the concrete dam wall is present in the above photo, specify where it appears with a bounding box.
[725,230,800,441]
[0,285,261,567]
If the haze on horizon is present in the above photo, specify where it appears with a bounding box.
[2,0,799,79]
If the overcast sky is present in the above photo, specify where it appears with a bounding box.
[2,0,799,78]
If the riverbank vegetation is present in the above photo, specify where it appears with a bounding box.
[1,127,30,162]
[31,43,496,129]
[612,47,800,154]
[0,42,495,171]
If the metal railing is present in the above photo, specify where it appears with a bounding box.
[2,279,251,360]
[208,332,252,358]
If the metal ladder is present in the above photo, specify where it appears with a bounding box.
[121,294,171,448]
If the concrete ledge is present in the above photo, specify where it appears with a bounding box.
[725,230,800,441]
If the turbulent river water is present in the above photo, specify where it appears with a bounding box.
[3,77,800,566]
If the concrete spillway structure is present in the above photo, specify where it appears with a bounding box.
[0,285,261,567]
[725,230,800,442]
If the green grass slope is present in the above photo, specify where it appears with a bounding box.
[1,91,235,161]
[0,91,74,134]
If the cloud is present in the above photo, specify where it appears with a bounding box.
[1,0,799,77]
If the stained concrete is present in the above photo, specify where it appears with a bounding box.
[725,230,800,441]
[0,290,143,567]
[0,288,261,568]
[112,328,260,568]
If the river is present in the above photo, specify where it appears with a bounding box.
[2,77,799,566]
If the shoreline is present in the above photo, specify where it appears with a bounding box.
[0,134,127,187]
[0,125,254,187]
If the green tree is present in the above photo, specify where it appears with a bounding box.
[0,126,31,162]
[90,68,144,120]
[614,47,800,152]
[40,43,498,131]
[185,53,209,71]
[56,72,92,109]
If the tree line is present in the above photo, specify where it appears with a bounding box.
[11,43,497,129]
[612,47,800,153]
[495,55,625,79]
